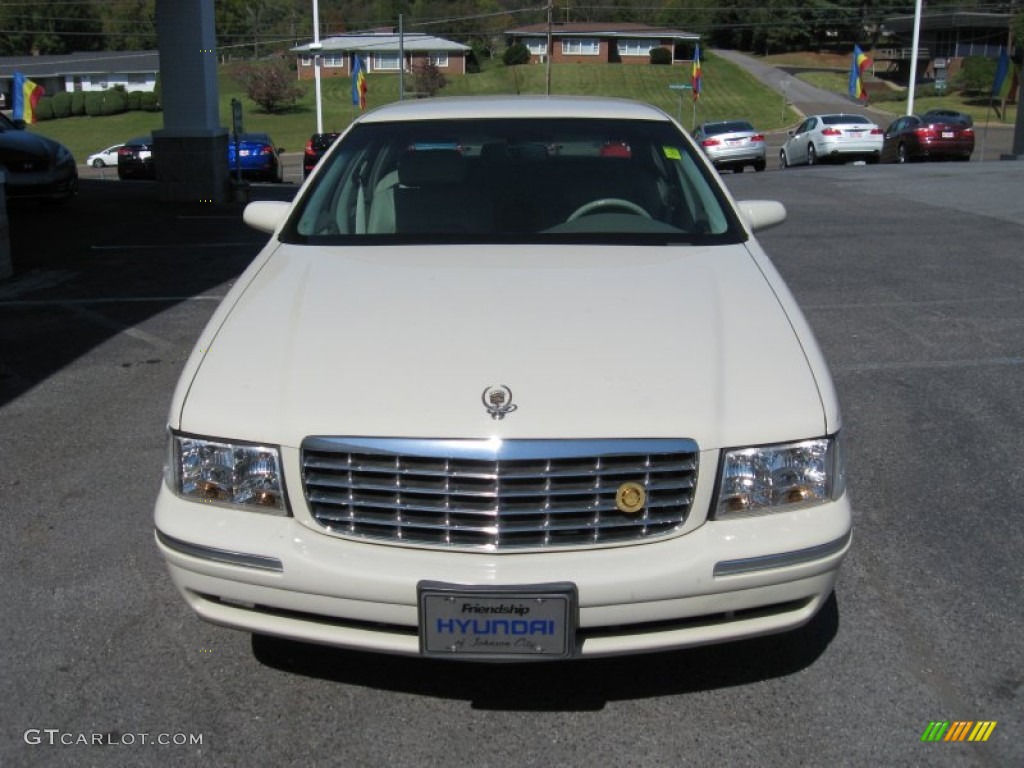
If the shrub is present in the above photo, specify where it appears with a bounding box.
[34,96,55,121]
[85,92,105,115]
[102,89,128,114]
[126,90,142,111]
[140,91,160,111]
[958,55,997,94]
[649,47,671,65]
[71,90,86,116]
[503,42,530,66]
[232,60,304,113]
[50,91,72,118]
[410,61,447,97]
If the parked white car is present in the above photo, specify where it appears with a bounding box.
[155,95,852,661]
[85,143,123,167]
[780,113,882,167]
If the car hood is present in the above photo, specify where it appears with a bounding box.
[176,243,831,448]
[0,128,60,162]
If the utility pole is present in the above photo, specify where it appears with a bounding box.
[545,3,553,95]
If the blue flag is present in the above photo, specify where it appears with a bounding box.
[992,49,1010,97]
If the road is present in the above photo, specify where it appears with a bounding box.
[2,160,1023,766]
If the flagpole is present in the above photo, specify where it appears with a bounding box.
[906,0,923,115]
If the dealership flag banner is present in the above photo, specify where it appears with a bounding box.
[849,46,871,101]
[691,45,702,101]
[13,72,45,124]
[352,55,367,111]
[991,48,1019,119]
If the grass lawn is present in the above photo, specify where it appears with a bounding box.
[27,52,802,163]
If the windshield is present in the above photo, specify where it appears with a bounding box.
[283,117,743,245]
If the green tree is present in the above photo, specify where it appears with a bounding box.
[94,0,157,50]
[0,2,103,54]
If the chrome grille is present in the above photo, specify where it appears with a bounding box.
[301,438,698,551]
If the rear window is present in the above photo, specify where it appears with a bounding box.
[822,115,871,125]
[283,117,743,246]
[704,121,755,135]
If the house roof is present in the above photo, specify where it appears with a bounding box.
[292,33,470,55]
[506,22,698,41]
[0,50,160,79]
[883,11,1010,34]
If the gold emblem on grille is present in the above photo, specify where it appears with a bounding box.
[615,481,646,514]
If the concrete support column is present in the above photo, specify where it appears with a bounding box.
[153,0,229,202]
[0,171,11,281]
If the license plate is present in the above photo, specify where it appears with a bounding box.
[419,582,577,660]
[942,131,955,138]
[240,149,250,156]
[727,139,744,145]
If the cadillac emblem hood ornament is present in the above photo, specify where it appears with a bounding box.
[481,385,517,420]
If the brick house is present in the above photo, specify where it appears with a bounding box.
[505,22,699,66]
[291,33,471,80]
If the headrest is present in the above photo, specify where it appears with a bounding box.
[398,150,466,186]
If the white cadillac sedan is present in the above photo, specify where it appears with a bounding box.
[780,113,882,167]
[155,96,852,661]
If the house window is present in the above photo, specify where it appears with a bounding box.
[373,52,401,71]
[561,38,599,56]
[618,39,656,57]
[323,54,344,68]
[429,52,449,68]
[525,37,547,55]
[300,55,311,66]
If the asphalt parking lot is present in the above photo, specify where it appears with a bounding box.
[1,161,1022,766]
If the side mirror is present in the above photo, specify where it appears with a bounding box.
[277,148,285,154]
[736,200,787,233]
[787,129,795,137]
[243,200,289,234]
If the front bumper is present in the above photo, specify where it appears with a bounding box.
[155,486,852,659]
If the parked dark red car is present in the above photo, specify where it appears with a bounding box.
[881,115,974,163]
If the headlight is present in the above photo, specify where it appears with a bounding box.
[169,433,288,514]
[55,145,73,165]
[713,434,845,519]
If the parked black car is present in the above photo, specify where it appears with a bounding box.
[303,132,339,178]
[0,111,78,202]
[117,136,155,180]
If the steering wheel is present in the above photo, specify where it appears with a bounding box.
[566,198,651,222]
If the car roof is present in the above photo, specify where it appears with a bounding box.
[358,95,673,124]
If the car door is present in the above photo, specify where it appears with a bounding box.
[882,118,904,162]
[788,118,814,165]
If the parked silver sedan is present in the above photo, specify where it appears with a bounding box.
[692,120,767,172]
[780,113,882,168]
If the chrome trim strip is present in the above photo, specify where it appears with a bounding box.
[303,436,699,460]
[713,531,851,577]
[156,530,284,572]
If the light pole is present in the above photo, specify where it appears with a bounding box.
[311,0,323,133]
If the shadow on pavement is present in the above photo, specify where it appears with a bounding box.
[252,593,840,711]
[0,180,293,406]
